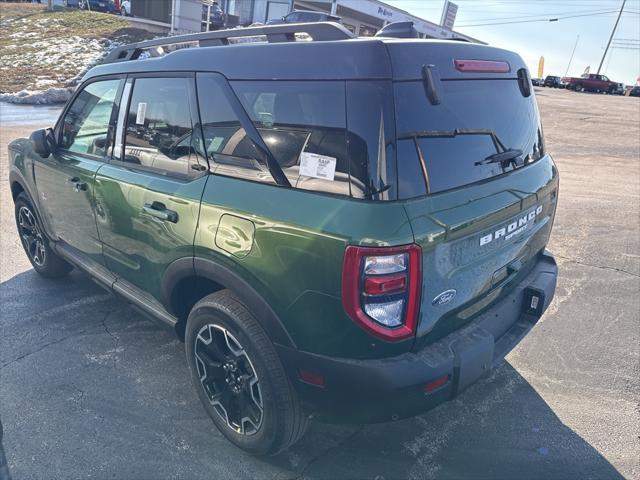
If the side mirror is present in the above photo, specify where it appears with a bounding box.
[29,128,55,158]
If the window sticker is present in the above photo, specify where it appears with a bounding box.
[135,102,147,124]
[299,152,337,181]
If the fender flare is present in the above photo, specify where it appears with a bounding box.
[9,170,31,202]
[161,256,296,349]
[9,170,56,240]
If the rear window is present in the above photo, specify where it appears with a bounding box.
[395,79,544,196]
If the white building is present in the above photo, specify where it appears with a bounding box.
[130,0,479,42]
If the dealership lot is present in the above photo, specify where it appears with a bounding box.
[0,88,638,479]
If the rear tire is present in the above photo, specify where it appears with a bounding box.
[14,193,72,278]
[185,290,308,455]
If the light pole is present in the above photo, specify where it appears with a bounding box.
[597,0,626,74]
[564,35,580,78]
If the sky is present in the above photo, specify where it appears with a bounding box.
[386,0,640,85]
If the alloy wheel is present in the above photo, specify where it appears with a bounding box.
[194,324,263,435]
[17,206,46,267]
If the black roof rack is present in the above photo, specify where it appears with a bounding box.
[103,22,355,64]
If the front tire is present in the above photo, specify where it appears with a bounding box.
[14,193,72,278]
[185,290,308,455]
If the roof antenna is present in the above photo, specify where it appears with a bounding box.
[375,21,419,39]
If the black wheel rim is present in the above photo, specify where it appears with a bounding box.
[194,324,263,435]
[18,206,46,267]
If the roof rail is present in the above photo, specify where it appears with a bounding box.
[375,21,419,39]
[103,22,355,64]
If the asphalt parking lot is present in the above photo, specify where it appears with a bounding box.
[1,88,638,480]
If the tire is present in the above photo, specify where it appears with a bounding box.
[185,290,308,455]
[14,193,72,278]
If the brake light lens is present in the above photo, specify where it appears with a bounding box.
[364,273,406,295]
[342,244,422,341]
[454,59,510,73]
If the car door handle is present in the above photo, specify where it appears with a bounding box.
[142,202,178,223]
[67,177,87,192]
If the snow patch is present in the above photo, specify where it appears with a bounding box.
[0,87,74,104]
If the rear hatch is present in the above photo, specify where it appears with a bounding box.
[386,40,559,345]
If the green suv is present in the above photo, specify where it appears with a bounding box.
[8,23,558,455]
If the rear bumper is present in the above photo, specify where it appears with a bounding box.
[276,250,557,423]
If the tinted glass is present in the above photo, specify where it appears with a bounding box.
[123,77,205,178]
[345,81,397,200]
[196,74,275,184]
[60,79,121,157]
[395,79,543,196]
[232,80,357,197]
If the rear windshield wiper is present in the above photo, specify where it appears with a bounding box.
[397,128,508,153]
[396,129,525,194]
[475,148,524,168]
[398,128,525,170]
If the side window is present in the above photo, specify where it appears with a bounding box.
[60,79,121,157]
[231,80,354,197]
[286,12,300,22]
[602,76,609,82]
[122,77,206,178]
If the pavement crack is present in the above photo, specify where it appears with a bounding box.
[0,325,96,370]
[292,425,365,480]
[101,311,120,370]
[555,254,640,278]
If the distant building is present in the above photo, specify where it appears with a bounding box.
[128,0,479,42]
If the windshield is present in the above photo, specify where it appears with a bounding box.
[395,79,544,196]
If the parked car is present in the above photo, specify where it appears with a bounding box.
[67,0,119,13]
[630,86,640,97]
[267,10,341,24]
[120,0,130,16]
[562,73,620,93]
[8,22,558,455]
[202,1,226,30]
[543,75,562,88]
[612,82,625,95]
[531,78,543,86]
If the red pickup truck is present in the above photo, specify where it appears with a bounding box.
[562,73,621,94]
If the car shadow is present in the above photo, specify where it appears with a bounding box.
[0,269,625,480]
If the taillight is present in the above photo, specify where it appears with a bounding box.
[342,244,422,342]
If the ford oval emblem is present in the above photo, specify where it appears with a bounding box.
[432,289,457,306]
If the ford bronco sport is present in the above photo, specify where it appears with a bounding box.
[8,22,558,455]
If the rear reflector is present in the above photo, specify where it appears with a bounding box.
[454,59,510,73]
[298,369,325,387]
[423,374,450,393]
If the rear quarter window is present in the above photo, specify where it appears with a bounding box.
[231,80,373,198]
